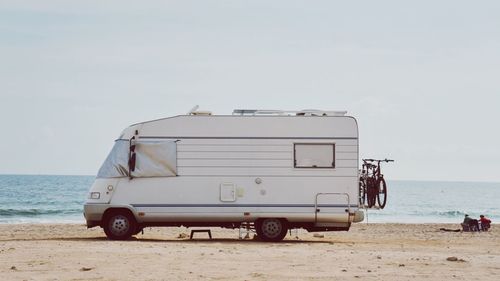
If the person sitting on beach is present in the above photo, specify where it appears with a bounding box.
[461,214,479,232]
[479,215,492,231]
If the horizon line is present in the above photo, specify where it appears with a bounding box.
[0,173,498,184]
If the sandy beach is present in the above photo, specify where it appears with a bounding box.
[0,223,498,280]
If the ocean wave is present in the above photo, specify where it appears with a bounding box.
[371,210,476,218]
[0,208,82,217]
[428,210,467,217]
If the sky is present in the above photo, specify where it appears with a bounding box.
[1,1,499,182]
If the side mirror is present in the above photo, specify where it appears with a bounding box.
[128,136,137,178]
[129,151,136,172]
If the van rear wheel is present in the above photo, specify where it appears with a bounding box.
[103,211,136,240]
[255,218,288,242]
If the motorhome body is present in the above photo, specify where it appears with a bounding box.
[84,109,364,241]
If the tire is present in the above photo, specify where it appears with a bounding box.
[359,180,366,206]
[366,178,376,208]
[377,178,387,209]
[103,211,137,240]
[255,218,288,242]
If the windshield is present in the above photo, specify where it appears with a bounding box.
[97,140,129,178]
[97,139,177,178]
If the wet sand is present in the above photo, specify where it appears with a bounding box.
[0,223,498,280]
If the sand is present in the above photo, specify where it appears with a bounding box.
[0,223,498,280]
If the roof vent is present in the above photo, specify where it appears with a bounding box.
[191,111,212,116]
[188,105,212,115]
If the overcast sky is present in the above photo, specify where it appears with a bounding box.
[1,1,499,182]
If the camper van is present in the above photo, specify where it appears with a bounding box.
[84,109,364,241]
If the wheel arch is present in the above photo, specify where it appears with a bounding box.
[101,206,138,226]
[255,217,289,223]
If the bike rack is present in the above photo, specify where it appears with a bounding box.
[314,192,351,224]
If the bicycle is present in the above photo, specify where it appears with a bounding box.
[359,158,394,209]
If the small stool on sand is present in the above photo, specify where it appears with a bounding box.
[190,229,212,240]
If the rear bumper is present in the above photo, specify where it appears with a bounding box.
[353,210,364,222]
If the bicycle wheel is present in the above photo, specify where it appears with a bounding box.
[359,180,366,206]
[367,178,376,208]
[377,178,387,209]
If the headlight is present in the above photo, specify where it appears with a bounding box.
[89,192,100,199]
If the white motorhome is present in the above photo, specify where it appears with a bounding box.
[84,109,364,241]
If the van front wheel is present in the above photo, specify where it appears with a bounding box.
[103,212,136,240]
[255,218,288,242]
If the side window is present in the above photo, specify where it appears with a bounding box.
[294,143,335,168]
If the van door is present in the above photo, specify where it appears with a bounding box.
[220,183,236,202]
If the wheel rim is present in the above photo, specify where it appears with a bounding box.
[109,215,130,236]
[261,219,282,239]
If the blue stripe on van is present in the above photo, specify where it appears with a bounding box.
[131,204,356,208]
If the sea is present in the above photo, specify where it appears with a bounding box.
[0,175,498,224]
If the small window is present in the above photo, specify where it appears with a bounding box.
[294,143,335,168]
